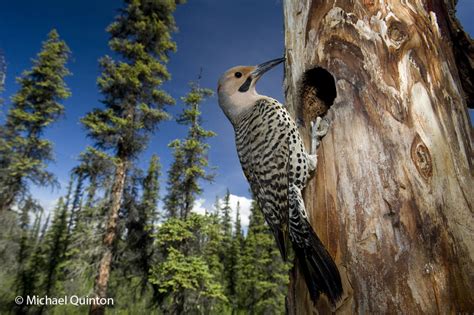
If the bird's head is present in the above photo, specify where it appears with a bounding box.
[217,57,285,124]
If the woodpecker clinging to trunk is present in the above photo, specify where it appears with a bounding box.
[217,58,343,305]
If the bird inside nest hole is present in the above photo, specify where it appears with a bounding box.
[301,84,329,124]
[298,67,337,127]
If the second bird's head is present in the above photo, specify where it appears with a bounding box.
[217,57,285,124]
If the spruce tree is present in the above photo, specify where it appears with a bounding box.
[202,206,227,314]
[65,147,114,288]
[234,202,244,248]
[141,155,160,226]
[74,147,114,211]
[221,189,232,239]
[128,154,160,291]
[110,155,161,311]
[24,209,46,303]
[27,209,46,268]
[154,82,219,313]
[111,167,142,292]
[57,171,86,298]
[79,1,178,312]
[163,140,185,218]
[228,202,244,308]
[30,210,42,244]
[164,82,215,219]
[177,83,215,218]
[219,189,234,299]
[39,214,50,241]
[67,170,85,235]
[41,196,69,304]
[240,200,289,314]
[14,197,43,314]
[151,213,227,314]
[0,30,71,212]
[213,196,221,217]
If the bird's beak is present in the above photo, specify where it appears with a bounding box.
[251,57,285,80]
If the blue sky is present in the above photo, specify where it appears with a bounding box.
[0,1,473,221]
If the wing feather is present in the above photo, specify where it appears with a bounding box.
[236,99,290,260]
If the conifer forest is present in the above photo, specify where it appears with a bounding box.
[1,0,473,314]
[0,1,289,314]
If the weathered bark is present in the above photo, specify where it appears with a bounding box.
[283,0,473,313]
[90,160,127,315]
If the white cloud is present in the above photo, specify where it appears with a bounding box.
[192,198,207,216]
[192,194,253,228]
[227,194,252,227]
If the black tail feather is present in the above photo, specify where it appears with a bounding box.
[272,226,288,261]
[294,223,343,306]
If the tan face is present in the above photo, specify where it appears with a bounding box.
[217,58,285,124]
[217,66,256,96]
[217,65,260,124]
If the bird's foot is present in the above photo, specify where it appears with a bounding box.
[311,117,329,155]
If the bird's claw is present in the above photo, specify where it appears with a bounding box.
[315,117,329,138]
[311,117,329,154]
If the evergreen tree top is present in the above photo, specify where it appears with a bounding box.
[141,154,161,217]
[234,201,243,240]
[108,0,178,62]
[8,29,71,134]
[0,29,71,211]
[81,0,177,158]
[163,81,215,219]
[221,189,232,237]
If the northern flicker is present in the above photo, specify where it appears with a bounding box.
[217,58,343,305]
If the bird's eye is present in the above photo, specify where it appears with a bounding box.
[235,72,242,78]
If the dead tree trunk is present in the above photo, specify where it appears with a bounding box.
[90,159,127,315]
[283,0,473,314]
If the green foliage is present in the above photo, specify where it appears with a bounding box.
[155,81,223,313]
[219,190,234,298]
[0,4,293,315]
[42,196,69,297]
[164,83,216,219]
[65,147,115,280]
[151,213,227,313]
[163,140,186,218]
[0,30,71,212]
[239,200,290,314]
[80,1,179,307]
[14,197,43,298]
[228,202,244,308]
[74,146,115,209]
[221,190,232,239]
[80,0,177,158]
[141,154,161,220]
[121,155,161,297]
[201,209,228,314]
